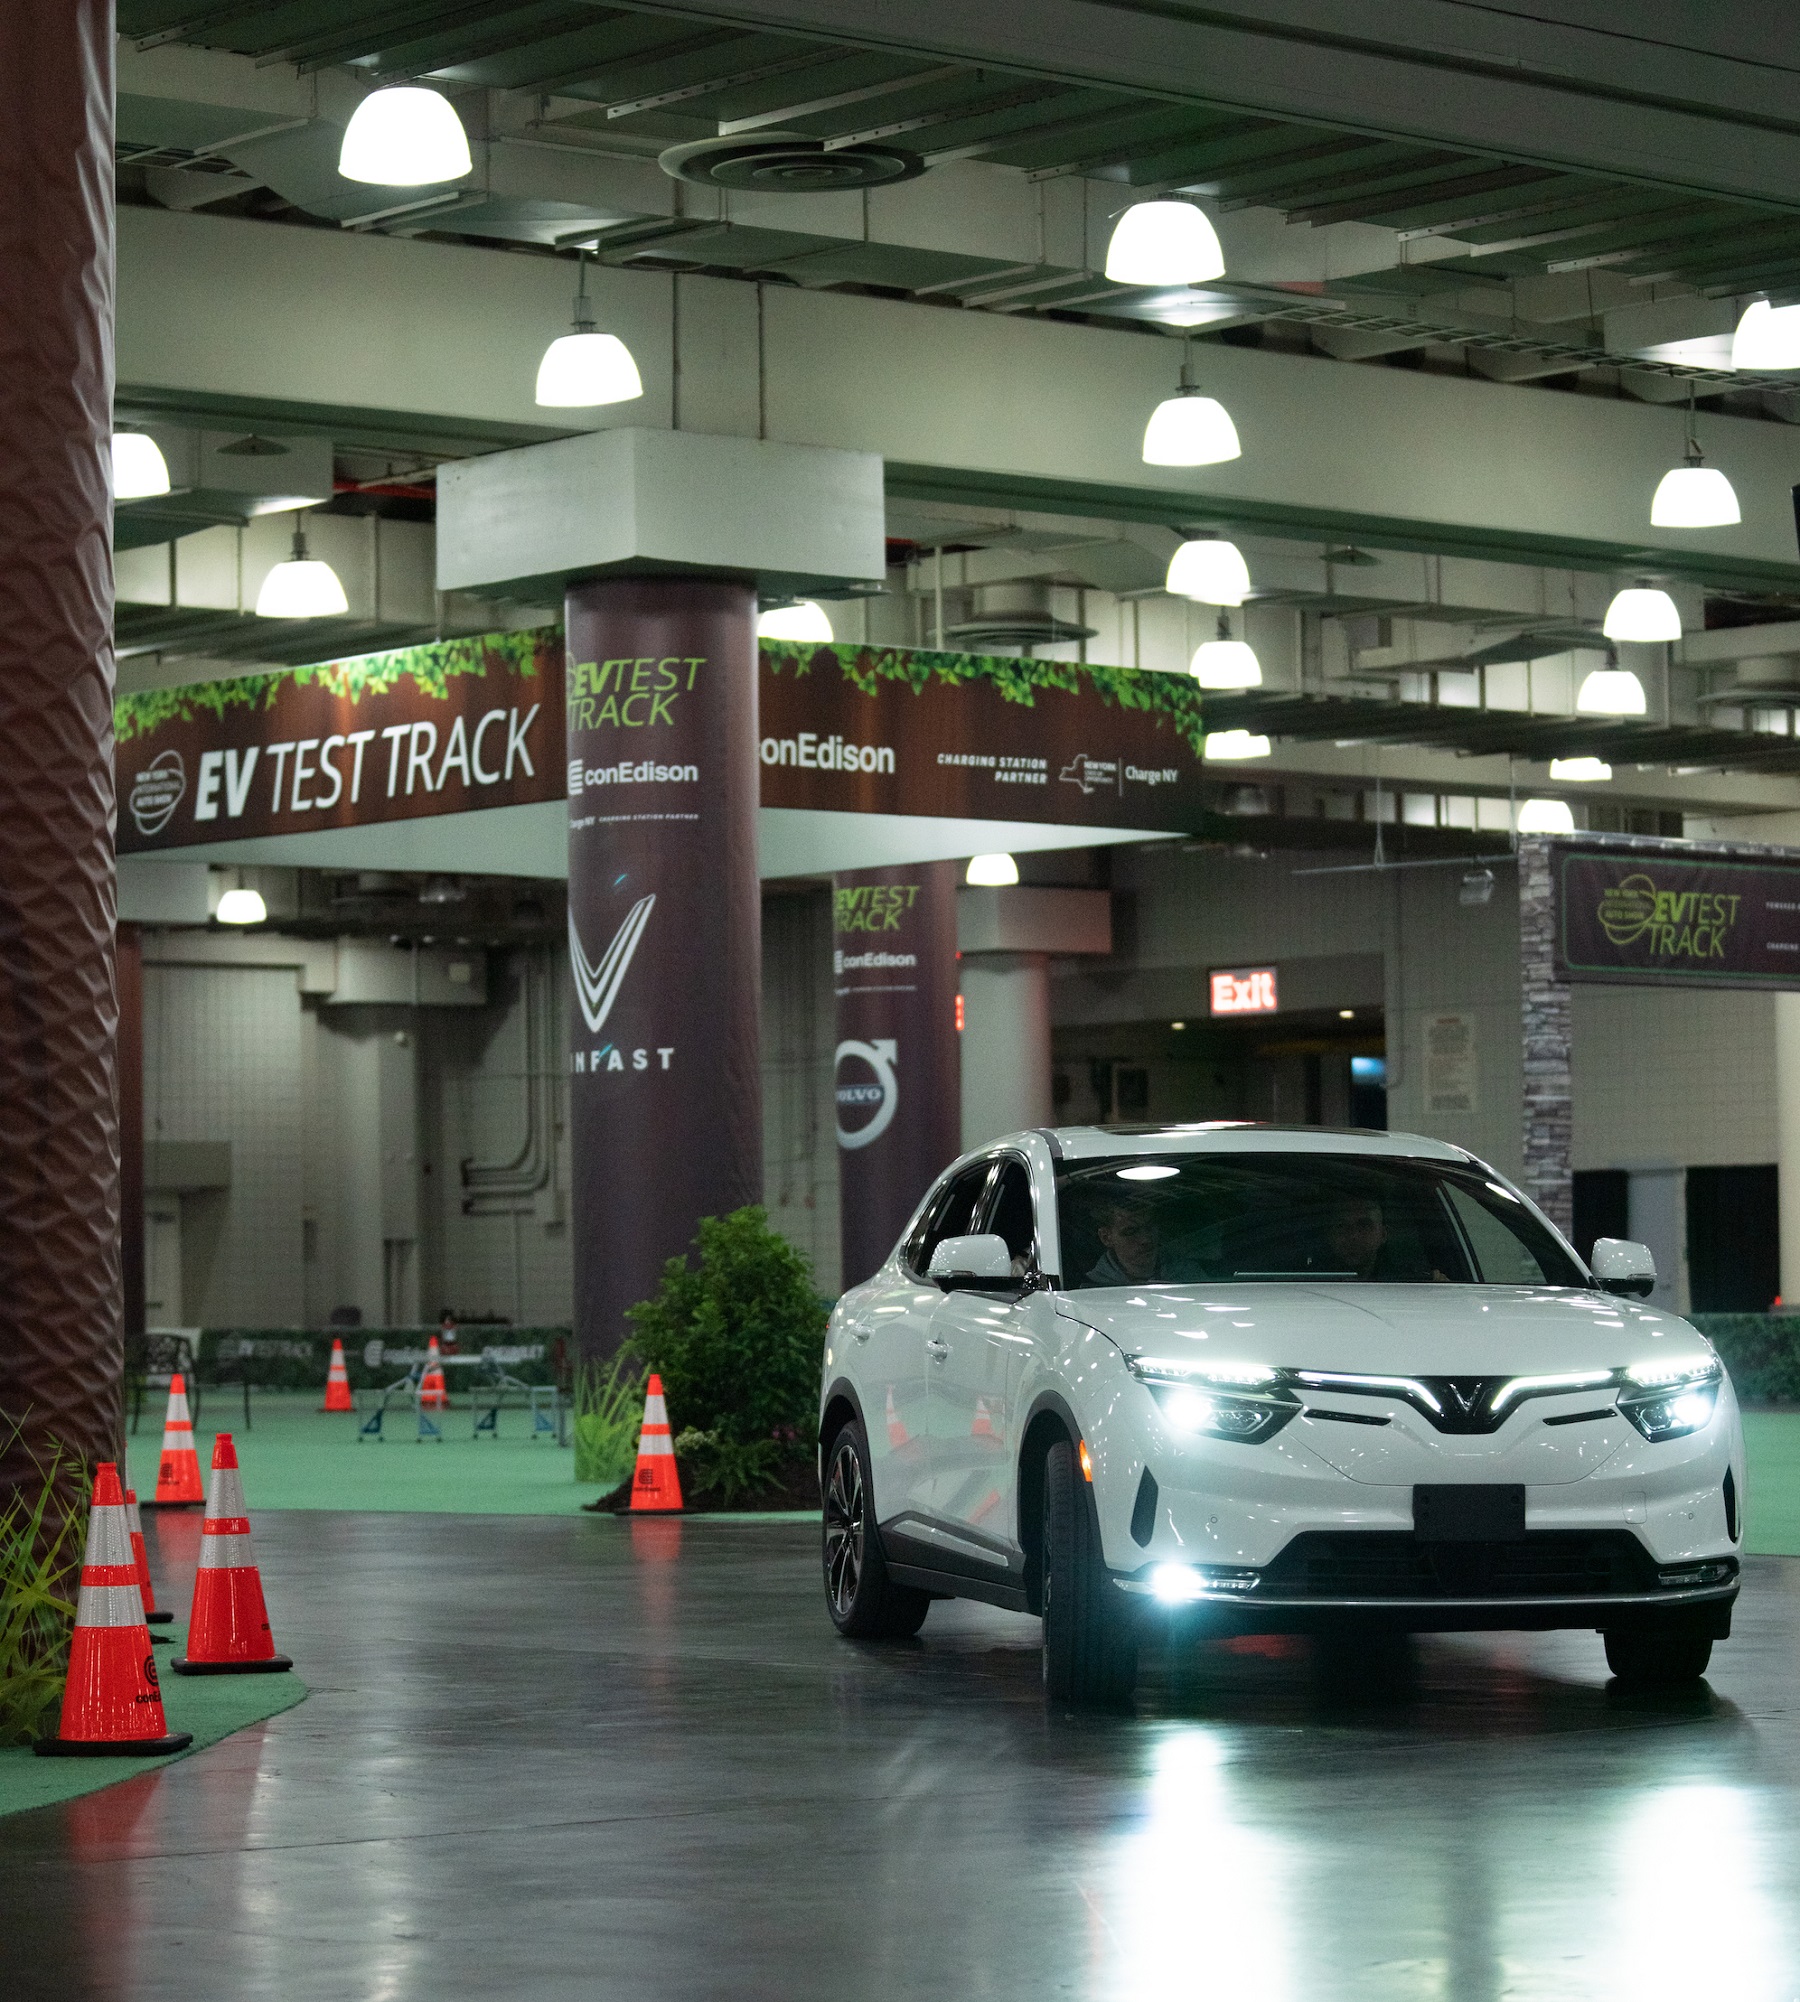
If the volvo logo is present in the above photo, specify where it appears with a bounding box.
[835,1037,898,1151]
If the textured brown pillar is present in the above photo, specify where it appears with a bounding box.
[0,1,122,1493]
[564,576,762,1357]
[119,926,145,1356]
[833,861,962,1288]
[1518,835,1572,1234]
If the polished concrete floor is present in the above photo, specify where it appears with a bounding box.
[5,1512,1800,2000]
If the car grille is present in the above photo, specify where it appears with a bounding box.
[1261,1530,1660,1600]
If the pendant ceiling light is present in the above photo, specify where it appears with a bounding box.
[1516,798,1575,835]
[1190,612,1262,689]
[1732,298,1800,371]
[1600,587,1681,646]
[756,601,834,643]
[254,516,348,619]
[1576,665,1649,715]
[1202,729,1270,761]
[535,249,643,409]
[338,85,472,186]
[1142,358,1240,467]
[216,885,267,925]
[111,431,170,500]
[1166,536,1249,605]
[1105,201,1226,286]
[1651,391,1739,528]
[966,853,1018,887]
[1548,756,1612,782]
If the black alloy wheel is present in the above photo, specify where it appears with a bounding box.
[822,1421,930,1639]
[1604,1619,1715,1685]
[1041,1437,1138,1708]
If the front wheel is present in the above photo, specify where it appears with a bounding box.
[822,1422,931,1639]
[1042,1438,1137,1708]
[1604,1620,1714,1686]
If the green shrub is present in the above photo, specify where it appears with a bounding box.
[573,1351,649,1490]
[0,1427,82,1747]
[626,1207,828,1446]
[672,1429,786,1509]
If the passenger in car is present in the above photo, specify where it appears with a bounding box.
[1086,1200,1210,1285]
[1322,1197,1450,1282]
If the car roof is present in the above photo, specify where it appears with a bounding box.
[1038,1124,1476,1165]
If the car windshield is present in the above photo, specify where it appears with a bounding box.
[1055,1152,1584,1290]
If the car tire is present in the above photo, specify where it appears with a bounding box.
[1042,1438,1137,1708]
[1604,1620,1714,1685]
[822,1421,931,1640]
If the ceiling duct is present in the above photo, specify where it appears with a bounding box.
[944,582,1096,655]
[658,133,926,193]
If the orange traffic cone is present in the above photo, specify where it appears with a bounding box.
[419,1336,447,1410]
[171,1434,292,1677]
[628,1374,683,1513]
[972,1395,999,1443]
[146,1371,204,1507]
[124,1487,172,1631]
[321,1337,354,1413]
[34,1463,192,1757]
[885,1384,909,1450]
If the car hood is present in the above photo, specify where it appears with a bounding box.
[1053,1283,1714,1378]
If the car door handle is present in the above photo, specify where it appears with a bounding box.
[925,1337,950,1361]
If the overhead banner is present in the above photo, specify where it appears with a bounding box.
[833,861,962,1288]
[758,640,1206,831]
[1556,844,1800,987]
[564,577,762,1358]
[114,632,563,853]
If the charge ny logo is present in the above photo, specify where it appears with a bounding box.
[569,895,655,1034]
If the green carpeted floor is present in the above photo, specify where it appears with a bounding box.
[126,1388,610,1515]
[1743,1413,1800,1557]
[0,1635,306,1820]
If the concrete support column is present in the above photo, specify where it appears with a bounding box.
[960,953,1053,1149]
[1774,993,1800,1304]
[0,1,121,1493]
[1517,837,1573,1234]
[565,576,762,1356]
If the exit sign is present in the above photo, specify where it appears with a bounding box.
[1210,966,1278,1016]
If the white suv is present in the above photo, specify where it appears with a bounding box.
[818,1124,1743,1706]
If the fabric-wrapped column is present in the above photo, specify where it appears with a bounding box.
[833,861,962,1288]
[0,1,122,1494]
[564,577,762,1356]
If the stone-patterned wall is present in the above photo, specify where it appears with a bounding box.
[1517,836,1572,1232]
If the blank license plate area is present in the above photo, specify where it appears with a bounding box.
[1413,1484,1526,1543]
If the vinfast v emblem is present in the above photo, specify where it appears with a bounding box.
[570,896,654,1035]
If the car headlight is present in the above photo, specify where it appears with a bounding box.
[1128,1357,1299,1445]
[1618,1356,1722,1441]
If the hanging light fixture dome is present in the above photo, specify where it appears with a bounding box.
[1105,201,1226,286]
[1576,666,1649,715]
[111,432,170,500]
[255,516,348,619]
[1651,452,1740,528]
[1732,298,1800,371]
[1516,798,1576,834]
[757,601,834,643]
[535,249,643,408]
[1202,730,1271,761]
[1142,361,1240,467]
[1548,756,1612,782]
[216,885,268,925]
[965,853,1018,886]
[1189,611,1261,688]
[338,86,472,186]
[1600,587,1681,646]
[1166,537,1249,604]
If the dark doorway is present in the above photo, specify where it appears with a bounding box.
[1571,1169,1629,1265]
[1686,1164,1779,1312]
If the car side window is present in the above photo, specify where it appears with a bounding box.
[907,1162,994,1275]
[982,1159,1038,1275]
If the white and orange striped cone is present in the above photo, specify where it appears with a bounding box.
[972,1396,999,1443]
[146,1371,204,1507]
[171,1434,291,1677]
[885,1384,909,1451]
[628,1374,684,1513]
[34,1463,192,1758]
[418,1336,447,1410]
[125,1487,173,1631]
[321,1337,354,1413]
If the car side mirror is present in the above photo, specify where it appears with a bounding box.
[1591,1237,1656,1298]
[928,1233,1017,1291]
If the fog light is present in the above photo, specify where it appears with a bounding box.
[1657,1561,1732,1588]
[1150,1564,1208,1603]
